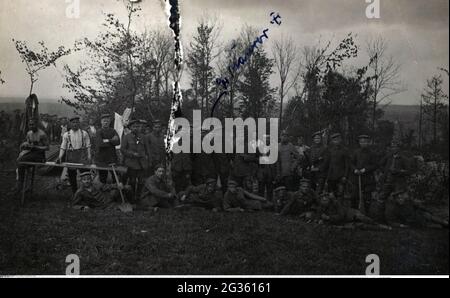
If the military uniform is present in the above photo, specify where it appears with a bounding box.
[72,179,121,209]
[380,148,412,198]
[171,152,193,192]
[95,115,120,183]
[140,174,175,209]
[223,180,262,211]
[385,192,449,228]
[315,196,377,226]
[277,142,300,191]
[323,134,350,199]
[279,188,317,216]
[181,179,223,210]
[146,131,166,172]
[351,138,378,210]
[304,133,327,192]
[120,124,149,200]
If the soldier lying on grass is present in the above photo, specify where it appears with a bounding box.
[315,192,391,230]
[178,178,223,211]
[385,190,449,229]
[72,172,131,210]
[223,179,265,212]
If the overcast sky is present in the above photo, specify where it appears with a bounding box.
[0,0,448,105]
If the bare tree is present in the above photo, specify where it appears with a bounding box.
[366,36,404,133]
[272,35,301,129]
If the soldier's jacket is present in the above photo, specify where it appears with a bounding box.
[380,150,412,178]
[350,147,378,187]
[316,199,369,224]
[324,144,351,181]
[223,188,262,211]
[171,152,192,174]
[95,127,120,165]
[280,190,318,216]
[140,174,174,207]
[305,144,327,175]
[145,132,166,167]
[121,132,149,170]
[183,184,223,209]
[277,143,300,177]
[72,184,119,209]
[142,175,172,199]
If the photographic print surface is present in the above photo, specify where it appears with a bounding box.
[0,0,448,277]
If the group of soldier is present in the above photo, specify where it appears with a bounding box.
[14,113,449,230]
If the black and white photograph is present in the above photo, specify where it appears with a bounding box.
[0,0,448,282]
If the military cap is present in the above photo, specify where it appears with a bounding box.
[79,172,92,178]
[101,113,111,119]
[299,178,311,185]
[274,186,286,192]
[357,134,371,140]
[330,133,341,139]
[227,179,238,186]
[69,116,80,122]
[206,178,217,185]
[312,131,322,138]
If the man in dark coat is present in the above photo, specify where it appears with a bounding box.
[304,131,327,192]
[145,119,166,172]
[95,114,120,183]
[279,178,318,218]
[171,152,192,193]
[351,134,378,211]
[323,133,350,200]
[140,165,176,210]
[120,119,150,201]
[385,190,448,228]
[179,178,223,211]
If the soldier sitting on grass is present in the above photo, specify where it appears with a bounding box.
[178,178,223,212]
[385,190,449,229]
[315,192,391,230]
[223,179,265,212]
[140,165,177,211]
[72,172,130,210]
[278,178,317,221]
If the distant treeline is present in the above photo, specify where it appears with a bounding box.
[0,99,77,117]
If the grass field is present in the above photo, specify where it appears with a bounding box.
[0,171,448,275]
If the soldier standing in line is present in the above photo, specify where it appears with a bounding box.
[147,119,166,171]
[276,131,300,191]
[120,119,149,201]
[304,131,327,193]
[95,114,120,184]
[323,133,350,201]
[351,134,378,212]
